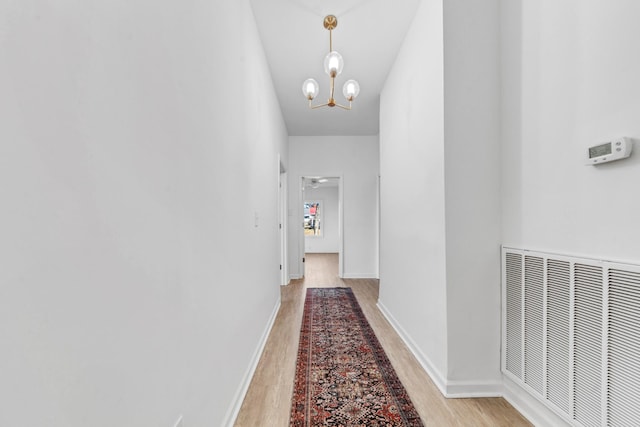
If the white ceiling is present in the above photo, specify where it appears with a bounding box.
[250,0,421,136]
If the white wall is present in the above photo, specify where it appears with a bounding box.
[502,0,640,262]
[379,0,449,386]
[501,0,640,423]
[304,186,340,253]
[443,0,502,389]
[0,1,288,426]
[289,136,379,279]
[379,0,501,395]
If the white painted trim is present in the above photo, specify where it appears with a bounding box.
[222,297,281,427]
[502,375,571,427]
[342,273,379,279]
[501,244,640,268]
[445,380,503,398]
[278,159,288,287]
[377,300,448,396]
[289,274,302,280]
[378,300,503,399]
[298,176,305,279]
[298,174,345,279]
[338,174,344,279]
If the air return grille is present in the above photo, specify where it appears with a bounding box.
[524,256,545,395]
[573,264,603,427]
[607,269,640,426]
[505,252,523,379]
[502,248,640,427]
[546,259,571,414]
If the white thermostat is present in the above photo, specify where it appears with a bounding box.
[585,137,633,165]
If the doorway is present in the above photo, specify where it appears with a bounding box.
[300,176,343,279]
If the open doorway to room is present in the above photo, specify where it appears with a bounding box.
[300,176,343,279]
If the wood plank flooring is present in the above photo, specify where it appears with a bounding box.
[234,253,531,426]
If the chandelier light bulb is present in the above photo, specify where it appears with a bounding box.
[324,51,344,77]
[342,80,360,101]
[302,78,319,100]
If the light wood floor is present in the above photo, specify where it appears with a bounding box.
[234,253,531,426]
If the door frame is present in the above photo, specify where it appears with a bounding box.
[298,175,344,278]
[279,170,288,285]
[278,156,288,286]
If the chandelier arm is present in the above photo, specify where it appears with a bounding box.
[334,102,352,110]
[310,102,330,110]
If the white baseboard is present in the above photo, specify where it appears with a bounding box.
[377,300,448,396]
[222,297,281,427]
[342,273,379,279]
[377,300,503,399]
[445,380,503,397]
[289,274,302,280]
[502,376,571,427]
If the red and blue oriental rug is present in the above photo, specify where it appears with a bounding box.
[290,287,424,426]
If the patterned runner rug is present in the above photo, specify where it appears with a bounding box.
[290,287,424,426]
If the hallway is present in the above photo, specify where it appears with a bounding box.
[234,253,531,426]
[3,1,639,425]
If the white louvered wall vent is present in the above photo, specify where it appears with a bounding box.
[502,247,640,427]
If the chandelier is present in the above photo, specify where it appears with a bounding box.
[302,15,360,110]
